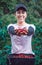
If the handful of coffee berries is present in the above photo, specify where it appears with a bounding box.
[15,28,28,36]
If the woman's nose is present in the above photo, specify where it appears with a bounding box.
[19,13,23,16]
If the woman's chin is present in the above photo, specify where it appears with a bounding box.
[19,20,24,22]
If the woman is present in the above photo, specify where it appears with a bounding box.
[7,3,36,65]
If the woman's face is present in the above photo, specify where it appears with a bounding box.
[15,9,27,23]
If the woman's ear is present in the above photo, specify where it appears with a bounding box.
[25,12,27,18]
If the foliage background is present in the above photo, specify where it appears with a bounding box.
[0,0,42,65]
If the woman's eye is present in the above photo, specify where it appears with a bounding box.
[17,11,20,14]
[17,11,25,14]
[22,11,25,14]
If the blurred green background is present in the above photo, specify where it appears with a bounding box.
[0,0,42,65]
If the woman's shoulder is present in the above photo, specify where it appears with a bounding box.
[7,23,17,27]
[7,23,17,29]
[26,23,36,30]
[28,24,36,31]
[26,23,35,27]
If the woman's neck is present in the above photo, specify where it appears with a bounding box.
[17,21,27,26]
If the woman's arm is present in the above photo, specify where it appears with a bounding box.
[7,24,16,35]
[27,25,36,36]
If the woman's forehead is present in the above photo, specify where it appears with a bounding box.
[16,7,27,11]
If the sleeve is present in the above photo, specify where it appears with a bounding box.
[7,24,15,35]
[27,24,36,36]
[7,24,14,30]
[30,24,36,32]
